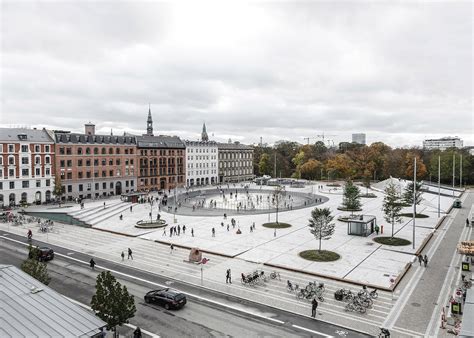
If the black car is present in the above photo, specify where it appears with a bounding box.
[29,247,54,261]
[144,288,187,310]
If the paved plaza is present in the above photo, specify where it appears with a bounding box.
[22,179,455,287]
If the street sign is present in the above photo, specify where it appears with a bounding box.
[451,302,462,315]
[461,262,470,272]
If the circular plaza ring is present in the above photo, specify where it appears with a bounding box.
[135,219,167,229]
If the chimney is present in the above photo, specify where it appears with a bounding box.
[85,122,95,135]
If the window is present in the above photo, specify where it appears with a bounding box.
[35,145,40,152]
[78,159,83,166]
[45,168,50,175]
[59,147,65,155]
[110,182,113,189]
[94,148,99,155]
[35,168,40,176]
[36,180,41,188]
[0,157,2,165]
[102,159,106,166]
[116,159,121,165]
[116,148,120,154]
[67,172,72,179]
[68,185,72,192]
[0,182,2,189]
[46,179,50,186]
[101,148,106,154]
[45,156,50,164]
[109,170,113,176]
[79,184,83,192]
[21,157,29,165]
[94,159,98,166]
[35,156,41,164]
[86,171,91,178]
[45,145,50,153]
[22,181,29,188]
[109,148,113,154]
[60,160,65,168]
[94,171,98,178]
[67,160,72,167]
[22,169,29,176]
[102,171,106,177]
[9,169,14,177]
[77,147,83,155]
[109,159,113,165]
[86,160,91,166]
[87,183,91,191]
[21,145,28,152]
[0,169,2,178]
[130,180,134,187]
[102,182,106,189]
[10,181,15,189]
[95,183,99,190]
[85,148,91,154]
[8,144,14,152]
[78,172,83,179]
[66,147,72,155]
[8,156,15,165]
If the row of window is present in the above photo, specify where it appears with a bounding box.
[0,179,51,190]
[139,149,184,156]
[187,162,217,169]
[139,175,184,185]
[219,152,252,160]
[221,169,253,176]
[0,167,51,179]
[188,148,217,153]
[139,167,183,176]
[60,158,134,168]
[60,168,135,180]
[59,147,135,155]
[2,144,52,153]
[62,180,135,193]
[187,155,217,161]
[219,161,252,168]
[187,170,217,176]
[139,158,183,166]
[0,155,52,166]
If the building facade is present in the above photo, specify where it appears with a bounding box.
[423,137,463,150]
[218,141,254,183]
[185,124,218,187]
[136,109,186,191]
[54,124,137,201]
[352,133,366,145]
[0,128,55,206]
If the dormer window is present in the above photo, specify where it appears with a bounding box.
[18,134,27,141]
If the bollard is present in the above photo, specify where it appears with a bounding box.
[381,225,384,234]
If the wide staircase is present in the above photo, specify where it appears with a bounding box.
[69,200,134,226]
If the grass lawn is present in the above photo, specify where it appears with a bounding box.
[262,222,292,229]
[299,250,341,262]
[374,236,411,246]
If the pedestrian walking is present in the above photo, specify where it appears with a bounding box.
[183,225,186,234]
[250,225,253,233]
[178,225,181,236]
[130,205,133,212]
[467,218,470,227]
[90,258,96,270]
[311,298,318,318]
[103,202,106,209]
[375,225,380,235]
[226,268,232,284]
[121,251,125,261]
[424,254,428,267]
[170,244,174,254]
[418,254,423,266]
[191,228,194,237]
[128,248,133,260]
[227,224,230,231]
[162,228,167,236]
[133,327,142,338]
[212,227,215,237]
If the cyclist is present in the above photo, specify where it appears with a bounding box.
[27,229,32,241]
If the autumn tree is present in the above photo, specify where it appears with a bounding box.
[308,207,335,252]
[382,182,403,238]
[292,150,305,179]
[300,159,321,180]
[91,271,136,337]
[405,153,427,179]
[325,153,354,179]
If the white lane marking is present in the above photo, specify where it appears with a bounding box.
[292,324,334,337]
[65,296,160,338]
[1,235,286,326]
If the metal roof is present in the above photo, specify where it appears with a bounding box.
[0,128,54,143]
[137,135,185,149]
[0,264,106,337]
[217,142,253,150]
[55,132,136,145]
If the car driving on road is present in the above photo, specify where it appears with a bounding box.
[144,288,187,310]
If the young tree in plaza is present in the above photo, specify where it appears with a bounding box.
[308,207,335,252]
[21,245,51,285]
[91,271,136,337]
[53,176,63,201]
[341,180,361,214]
[382,182,403,238]
[403,181,423,207]
[272,185,285,224]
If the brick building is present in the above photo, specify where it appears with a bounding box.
[0,128,55,206]
[53,124,137,200]
[136,108,186,191]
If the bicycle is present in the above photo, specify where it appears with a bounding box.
[378,327,390,337]
[270,271,281,281]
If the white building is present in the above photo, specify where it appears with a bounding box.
[0,128,55,206]
[185,124,219,186]
[423,137,463,150]
[352,133,366,145]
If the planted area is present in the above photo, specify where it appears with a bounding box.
[374,236,411,246]
[299,250,340,262]
[262,222,292,229]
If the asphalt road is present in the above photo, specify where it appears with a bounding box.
[0,232,369,338]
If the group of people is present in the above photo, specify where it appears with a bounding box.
[418,254,429,267]
[163,225,194,237]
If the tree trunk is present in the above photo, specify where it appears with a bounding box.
[319,236,322,252]
[391,217,394,238]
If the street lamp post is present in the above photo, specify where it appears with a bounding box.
[412,157,416,250]
[452,153,455,198]
[438,155,441,218]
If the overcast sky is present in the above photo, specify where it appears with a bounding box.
[1,1,472,147]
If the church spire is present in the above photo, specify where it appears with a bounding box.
[146,104,154,136]
[201,122,209,141]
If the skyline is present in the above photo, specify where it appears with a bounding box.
[1,1,472,147]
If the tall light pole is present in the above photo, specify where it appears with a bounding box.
[412,157,416,249]
[460,154,463,189]
[438,155,441,218]
[452,153,455,198]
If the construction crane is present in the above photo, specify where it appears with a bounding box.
[316,132,337,144]
[303,137,318,145]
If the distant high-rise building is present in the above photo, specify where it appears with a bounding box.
[352,133,366,145]
[423,137,463,150]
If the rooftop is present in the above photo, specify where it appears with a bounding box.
[0,128,54,143]
[137,135,185,149]
[55,132,136,145]
[0,264,106,337]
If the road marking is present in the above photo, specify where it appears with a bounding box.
[65,296,161,337]
[292,324,334,337]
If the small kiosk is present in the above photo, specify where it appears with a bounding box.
[121,192,147,203]
[347,215,377,237]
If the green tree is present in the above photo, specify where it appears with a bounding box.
[341,180,361,214]
[403,181,423,207]
[258,153,271,176]
[53,176,63,201]
[91,271,136,336]
[272,185,285,224]
[382,182,403,238]
[291,150,305,179]
[308,207,335,252]
[21,245,51,285]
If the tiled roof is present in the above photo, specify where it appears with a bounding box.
[55,133,136,145]
[217,142,253,150]
[0,128,54,143]
[137,135,185,149]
